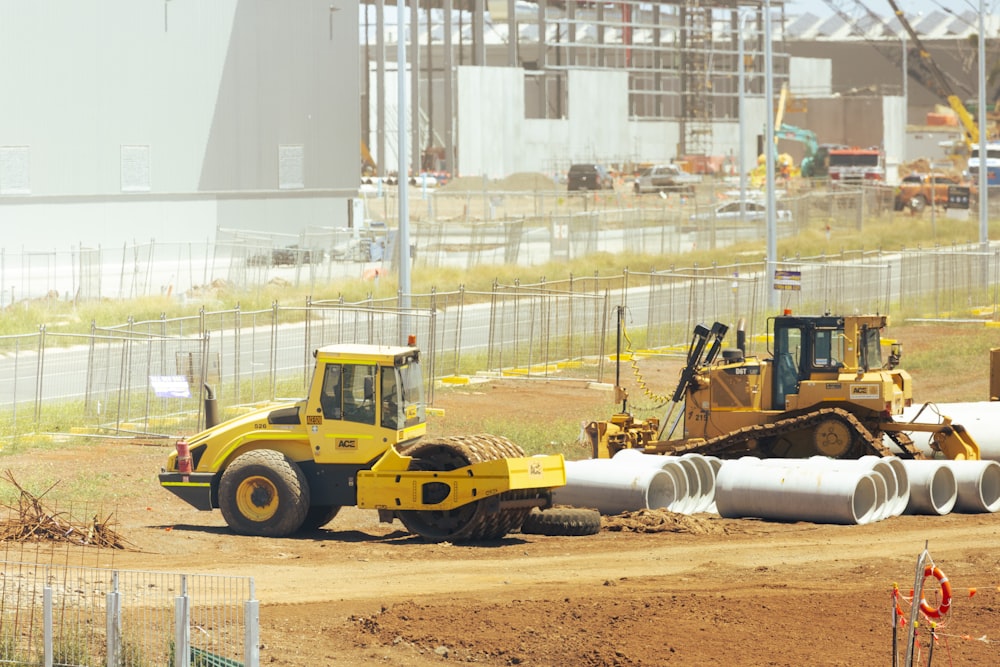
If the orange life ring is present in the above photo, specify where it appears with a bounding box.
[919,565,952,619]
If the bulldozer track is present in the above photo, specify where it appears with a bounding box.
[667,407,926,460]
[396,434,537,542]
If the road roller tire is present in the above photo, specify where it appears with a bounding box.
[300,505,341,531]
[219,449,310,537]
[520,508,602,537]
[396,434,537,543]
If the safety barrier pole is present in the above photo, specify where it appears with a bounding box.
[903,545,931,667]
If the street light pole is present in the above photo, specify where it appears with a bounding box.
[978,0,988,258]
[738,11,752,223]
[764,0,778,310]
[397,0,413,322]
[901,33,907,118]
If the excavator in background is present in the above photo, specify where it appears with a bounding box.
[587,313,982,462]
[776,123,821,178]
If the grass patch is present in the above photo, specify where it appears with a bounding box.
[0,215,992,337]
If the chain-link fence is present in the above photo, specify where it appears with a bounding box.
[0,559,256,667]
[9,184,997,304]
[0,244,995,440]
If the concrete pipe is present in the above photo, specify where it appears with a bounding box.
[894,402,1000,460]
[744,457,896,521]
[899,460,958,515]
[678,454,717,513]
[553,459,677,515]
[611,450,694,514]
[865,456,910,518]
[714,459,880,525]
[702,456,722,513]
[946,460,1000,513]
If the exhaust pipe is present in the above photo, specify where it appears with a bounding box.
[204,383,220,429]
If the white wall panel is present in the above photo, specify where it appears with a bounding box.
[790,57,833,97]
[457,66,524,179]
[0,0,358,242]
[567,70,630,161]
[882,95,906,184]
[0,0,358,197]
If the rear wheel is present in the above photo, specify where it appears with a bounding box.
[520,508,601,536]
[300,505,341,531]
[219,449,310,537]
[908,194,927,213]
[396,435,536,542]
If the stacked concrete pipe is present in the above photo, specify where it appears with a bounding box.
[752,456,909,520]
[611,449,717,513]
[899,460,958,515]
[714,457,882,525]
[899,459,1000,514]
[552,458,678,515]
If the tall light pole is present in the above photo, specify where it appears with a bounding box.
[397,0,413,321]
[901,33,907,118]
[738,11,752,222]
[978,0,988,258]
[764,0,778,310]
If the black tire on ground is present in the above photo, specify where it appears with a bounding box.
[218,449,311,537]
[300,505,341,531]
[908,195,927,213]
[520,507,602,537]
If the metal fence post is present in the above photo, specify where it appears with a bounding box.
[174,575,190,667]
[106,572,121,667]
[43,585,52,667]
[244,580,260,667]
[35,325,45,425]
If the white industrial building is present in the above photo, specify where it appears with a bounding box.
[0,0,359,249]
[0,0,995,251]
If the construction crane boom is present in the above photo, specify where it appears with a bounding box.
[884,0,978,146]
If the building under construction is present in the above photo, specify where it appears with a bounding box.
[361,1,998,181]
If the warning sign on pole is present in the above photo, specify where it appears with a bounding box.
[773,270,801,291]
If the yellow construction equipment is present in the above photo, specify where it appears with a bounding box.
[588,313,981,462]
[160,341,566,541]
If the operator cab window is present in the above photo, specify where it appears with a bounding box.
[342,365,376,424]
[381,367,401,429]
[320,363,376,425]
[320,364,342,419]
[813,329,844,369]
[774,326,802,409]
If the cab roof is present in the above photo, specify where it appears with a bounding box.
[315,343,418,364]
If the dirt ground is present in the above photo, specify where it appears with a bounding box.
[5,324,1000,666]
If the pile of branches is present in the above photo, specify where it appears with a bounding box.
[0,471,134,550]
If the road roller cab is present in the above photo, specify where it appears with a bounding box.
[159,342,566,542]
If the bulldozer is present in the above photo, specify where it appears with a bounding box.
[587,313,981,462]
[159,340,566,542]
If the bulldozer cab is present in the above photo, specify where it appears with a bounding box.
[305,344,427,464]
[770,315,886,409]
